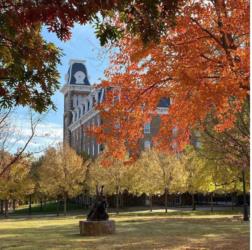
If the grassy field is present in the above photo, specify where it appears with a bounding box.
[0,211,249,250]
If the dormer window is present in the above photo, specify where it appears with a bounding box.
[67,60,90,85]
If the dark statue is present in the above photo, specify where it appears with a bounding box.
[87,185,109,221]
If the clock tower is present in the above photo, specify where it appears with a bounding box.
[60,59,92,145]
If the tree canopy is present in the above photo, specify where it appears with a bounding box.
[0,0,179,111]
[93,0,249,159]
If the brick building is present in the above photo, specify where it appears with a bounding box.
[61,59,170,157]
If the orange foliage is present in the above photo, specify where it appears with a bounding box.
[93,0,249,160]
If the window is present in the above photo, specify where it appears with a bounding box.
[144,140,151,150]
[100,144,104,152]
[144,123,151,134]
[98,90,102,103]
[157,97,170,108]
[87,101,90,111]
[92,143,95,156]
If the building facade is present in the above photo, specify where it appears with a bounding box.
[61,59,170,157]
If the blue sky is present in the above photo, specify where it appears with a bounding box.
[10,24,110,154]
[42,23,110,126]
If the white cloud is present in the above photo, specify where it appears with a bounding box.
[3,116,63,154]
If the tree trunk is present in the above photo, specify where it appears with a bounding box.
[210,192,214,212]
[85,192,90,209]
[81,193,85,209]
[192,194,196,211]
[12,199,16,212]
[120,192,124,209]
[150,194,153,212]
[242,167,249,221]
[116,186,119,214]
[231,192,235,210]
[40,199,43,211]
[57,197,60,216]
[164,188,168,213]
[4,199,8,218]
[63,194,67,216]
[0,200,4,214]
[28,194,32,215]
[179,194,182,207]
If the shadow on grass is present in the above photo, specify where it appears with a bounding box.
[0,216,249,250]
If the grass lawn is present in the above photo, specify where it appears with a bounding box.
[0,211,249,250]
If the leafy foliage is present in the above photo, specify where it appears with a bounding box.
[94,0,249,159]
[0,14,61,112]
[0,151,34,201]
[89,152,134,195]
[0,0,179,111]
[39,143,88,199]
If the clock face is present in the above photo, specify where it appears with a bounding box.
[74,71,86,84]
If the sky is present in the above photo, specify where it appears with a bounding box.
[9,23,110,155]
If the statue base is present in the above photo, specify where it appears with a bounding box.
[79,220,115,236]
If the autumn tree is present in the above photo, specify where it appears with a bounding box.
[90,152,134,213]
[0,0,181,111]
[180,143,249,213]
[154,151,187,212]
[135,149,188,212]
[179,146,208,210]
[1,1,179,42]
[0,152,34,217]
[134,150,163,211]
[93,0,249,162]
[39,143,88,216]
[0,18,61,112]
[29,156,48,213]
[197,102,250,219]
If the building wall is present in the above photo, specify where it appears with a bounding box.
[70,114,102,158]
[61,60,170,159]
